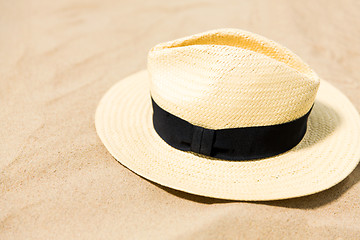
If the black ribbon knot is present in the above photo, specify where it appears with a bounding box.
[190,126,215,156]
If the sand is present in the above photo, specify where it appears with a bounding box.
[1,0,360,239]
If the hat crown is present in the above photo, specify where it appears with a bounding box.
[148,28,320,129]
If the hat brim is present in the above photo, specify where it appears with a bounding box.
[95,70,360,201]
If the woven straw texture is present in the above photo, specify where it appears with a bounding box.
[95,29,360,200]
[95,69,360,200]
[149,29,320,129]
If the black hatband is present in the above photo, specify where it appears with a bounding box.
[152,98,312,161]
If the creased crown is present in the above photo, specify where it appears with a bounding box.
[148,28,320,129]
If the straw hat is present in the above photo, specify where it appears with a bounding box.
[95,28,360,201]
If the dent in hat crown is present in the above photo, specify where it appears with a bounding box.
[148,28,320,129]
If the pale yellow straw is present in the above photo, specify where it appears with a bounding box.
[95,29,360,200]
